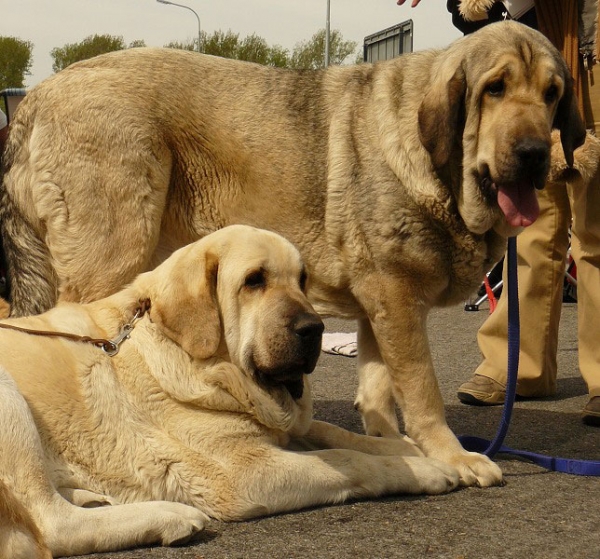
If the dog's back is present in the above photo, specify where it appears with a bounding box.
[0,49,335,316]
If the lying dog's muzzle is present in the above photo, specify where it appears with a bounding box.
[255,311,324,399]
[292,311,324,377]
[292,312,325,350]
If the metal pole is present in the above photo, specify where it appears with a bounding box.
[325,0,330,67]
[156,0,201,52]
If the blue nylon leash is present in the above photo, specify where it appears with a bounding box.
[459,236,600,476]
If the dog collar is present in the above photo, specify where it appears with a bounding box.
[0,298,151,357]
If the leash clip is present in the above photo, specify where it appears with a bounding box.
[100,303,148,356]
[101,324,134,356]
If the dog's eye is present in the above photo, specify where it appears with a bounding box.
[485,80,505,97]
[299,270,308,292]
[244,270,266,290]
[545,84,558,104]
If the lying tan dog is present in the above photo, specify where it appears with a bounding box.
[0,22,586,487]
[0,225,459,558]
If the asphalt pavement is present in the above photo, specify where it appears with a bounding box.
[78,300,600,559]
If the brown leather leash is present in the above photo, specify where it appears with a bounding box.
[0,298,151,357]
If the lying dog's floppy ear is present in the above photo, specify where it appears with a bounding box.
[150,251,221,360]
[554,75,587,167]
[418,64,466,169]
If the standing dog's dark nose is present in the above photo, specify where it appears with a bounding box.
[293,312,325,342]
[515,138,550,185]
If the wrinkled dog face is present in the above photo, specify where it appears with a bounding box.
[419,21,586,236]
[217,229,324,399]
[472,37,560,228]
[461,23,585,235]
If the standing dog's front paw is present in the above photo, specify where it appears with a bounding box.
[444,450,504,487]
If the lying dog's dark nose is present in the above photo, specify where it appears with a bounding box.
[515,138,550,183]
[292,312,324,343]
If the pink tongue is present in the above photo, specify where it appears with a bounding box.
[496,182,540,227]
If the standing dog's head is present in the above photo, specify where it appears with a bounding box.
[418,21,586,236]
[142,225,323,399]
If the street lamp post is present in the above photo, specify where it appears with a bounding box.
[325,0,330,67]
[156,0,202,53]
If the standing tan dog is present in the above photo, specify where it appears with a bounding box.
[0,22,586,487]
[0,226,460,557]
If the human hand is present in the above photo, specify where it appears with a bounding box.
[396,0,422,6]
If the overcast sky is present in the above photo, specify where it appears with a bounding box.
[3,0,461,88]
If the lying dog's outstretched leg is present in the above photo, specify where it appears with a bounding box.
[0,367,208,557]
[216,426,460,521]
[301,420,425,457]
[42,500,208,556]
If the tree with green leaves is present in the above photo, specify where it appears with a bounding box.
[128,39,147,49]
[0,36,34,90]
[266,44,290,69]
[201,29,242,60]
[164,28,356,70]
[237,33,275,66]
[291,29,358,69]
[165,30,290,68]
[51,34,146,72]
[163,39,197,52]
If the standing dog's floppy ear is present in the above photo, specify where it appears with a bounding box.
[418,64,466,169]
[554,74,587,167]
[150,250,221,360]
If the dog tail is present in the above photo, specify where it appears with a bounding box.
[0,161,58,317]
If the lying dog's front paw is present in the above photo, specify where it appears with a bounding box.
[446,451,504,487]
[151,502,209,546]
[407,457,461,494]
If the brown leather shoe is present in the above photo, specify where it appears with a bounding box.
[457,374,507,406]
[582,396,600,426]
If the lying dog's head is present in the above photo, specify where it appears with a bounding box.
[144,225,323,399]
[418,21,586,236]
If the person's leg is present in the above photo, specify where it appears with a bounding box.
[567,134,600,423]
[458,180,571,405]
[574,59,600,423]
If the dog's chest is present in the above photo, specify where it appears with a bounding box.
[441,230,505,305]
